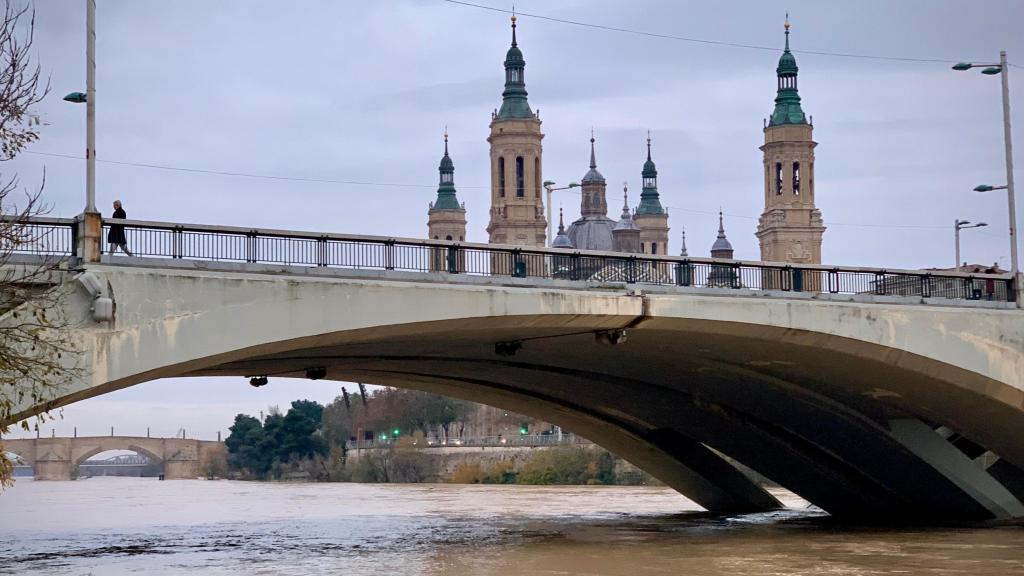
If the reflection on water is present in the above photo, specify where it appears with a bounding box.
[2,478,1023,575]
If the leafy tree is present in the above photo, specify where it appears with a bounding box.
[225,414,266,475]
[225,401,328,479]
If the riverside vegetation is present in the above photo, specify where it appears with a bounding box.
[224,388,658,486]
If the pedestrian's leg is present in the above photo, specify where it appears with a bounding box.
[108,243,117,254]
[121,243,133,257]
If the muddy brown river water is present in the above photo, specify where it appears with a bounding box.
[2,478,1023,575]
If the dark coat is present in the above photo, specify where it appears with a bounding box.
[107,207,127,244]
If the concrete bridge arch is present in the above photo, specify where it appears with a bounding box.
[7,261,1024,520]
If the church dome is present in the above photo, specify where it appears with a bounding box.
[711,235,733,253]
[567,216,616,251]
[776,49,798,76]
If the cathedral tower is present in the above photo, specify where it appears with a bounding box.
[427,130,466,242]
[633,134,670,255]
[756,18,825,265]
[486,15,546,247]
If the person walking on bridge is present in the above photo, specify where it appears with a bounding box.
[107,200,133,256]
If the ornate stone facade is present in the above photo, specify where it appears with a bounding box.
[485,16,546,248]
[756,21,825,266]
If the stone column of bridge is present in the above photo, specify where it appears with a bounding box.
[4,438,75,480]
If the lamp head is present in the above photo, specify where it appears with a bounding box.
[542,180,555,188]
[974,184,995,192]
[952,62,973,71]
[63,91,87,103]
[568,182,580,188]
[981,66,1003,75]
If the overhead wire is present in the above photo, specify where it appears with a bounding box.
[29,149,970,232]
[27,1,1014,235]
[443,0,1003,65]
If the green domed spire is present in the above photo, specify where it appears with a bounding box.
[769,15,807,126]
[497,14,534,120]
[636,132,665,215]
[432,130,462,210]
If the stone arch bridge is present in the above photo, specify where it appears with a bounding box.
[3,217,1023,521]
[3,436,226,480]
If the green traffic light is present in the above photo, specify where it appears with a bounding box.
[392,428,400,436]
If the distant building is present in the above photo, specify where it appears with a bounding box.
[426,130,466,243]
[427,16,828,273]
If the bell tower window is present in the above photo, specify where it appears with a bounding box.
[498,157,506,197]
[775,162,783,195]
[792,162,801,195]
[515,156,525,197]
[534,157,541,198]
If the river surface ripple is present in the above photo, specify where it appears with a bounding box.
[2,478,1023,575]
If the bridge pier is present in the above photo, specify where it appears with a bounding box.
[888,419,1024,519]
[34,459,73,481]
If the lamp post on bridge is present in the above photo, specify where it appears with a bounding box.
[954,52,1019,306]
[955,219,988,268]
[543,181,579,246]
[62,0,101,262]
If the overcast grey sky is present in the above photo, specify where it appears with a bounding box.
[6,0,1024,440]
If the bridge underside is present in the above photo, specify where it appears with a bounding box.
[187,315,1024,521]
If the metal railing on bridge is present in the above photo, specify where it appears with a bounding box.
[9,216,1017,303]
[346,434,591,450]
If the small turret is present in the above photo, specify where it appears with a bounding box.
[633,132,670,255]
[552,207,574,249]
[612,183,641,253]
[769,15,806,126]
[497,14,533,120]
[636,132,665,215]
[427,129,467,245]
[710,211,734,259]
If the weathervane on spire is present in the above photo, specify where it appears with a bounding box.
[443,125,449,154]
[511,5,517,47]
[784,12,791,50]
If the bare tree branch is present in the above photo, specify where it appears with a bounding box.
[0,1,74,489]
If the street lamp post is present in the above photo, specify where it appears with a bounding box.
[85,0,96,215]
[954,219,988,268]
[61,0,101,262]
[542,180,579,246]
[955,51,1019,305]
